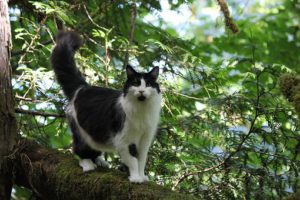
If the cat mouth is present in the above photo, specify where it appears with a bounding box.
[138,95,146,101]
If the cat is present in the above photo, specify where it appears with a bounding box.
[51,31,162,183]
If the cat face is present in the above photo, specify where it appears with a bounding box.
[123,65,161,101]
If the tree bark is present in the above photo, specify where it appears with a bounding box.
[14,139,197,200]
[0,0,17,199]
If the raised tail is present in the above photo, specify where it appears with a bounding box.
[51,31,88,100]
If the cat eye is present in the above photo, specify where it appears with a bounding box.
[146,82,151,87]
[132,79,140,86]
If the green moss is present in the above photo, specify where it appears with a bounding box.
[284,190,300,200]
[52,156,197,199]
[18,139,198,199]
[52,157,134,199]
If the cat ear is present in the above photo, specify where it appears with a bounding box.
[149,66,159,81]
[126,65,137,78]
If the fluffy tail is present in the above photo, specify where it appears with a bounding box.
[51,31,88,100]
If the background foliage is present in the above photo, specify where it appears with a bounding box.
[9,0,300,199]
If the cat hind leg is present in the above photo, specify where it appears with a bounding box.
[73,142,101,172]
[95,155,110,168]
[79,159,97,172]
[71,126,101,172]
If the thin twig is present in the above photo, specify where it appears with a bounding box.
[171,90,204,101]
[18,16,48,64]
[15,95,46,103]
[15,108,65,118]
[83,4,111,86]
[11,40,52,57]
[123,1,137,68]
[172,161,225,189]
[83,4,102,29]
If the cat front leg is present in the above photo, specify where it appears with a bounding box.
[138,150,150,182]
[138,133,155,182]
[117,143,144,183]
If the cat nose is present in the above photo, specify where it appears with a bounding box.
[139,90,144,94]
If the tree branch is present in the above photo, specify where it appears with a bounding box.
[15,108,65,118]
[14,138,197,200]
[216,0,239,33]
[15,95,47,103]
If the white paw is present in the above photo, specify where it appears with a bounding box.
[95,156,110,168]
[141,175,149,182]
[129,175,145,183]
[79,159,97,172]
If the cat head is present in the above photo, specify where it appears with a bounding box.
[123,65,161,101]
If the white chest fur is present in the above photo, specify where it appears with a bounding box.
[114,94,162,145]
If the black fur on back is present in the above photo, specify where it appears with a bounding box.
[74,86,125,143]
[51,31,87,100]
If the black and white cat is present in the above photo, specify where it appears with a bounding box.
[51,31,162,183]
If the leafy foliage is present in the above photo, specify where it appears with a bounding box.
[9,0,300,199]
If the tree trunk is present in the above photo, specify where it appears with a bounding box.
[0,0,17,199]
[14,139,197,200]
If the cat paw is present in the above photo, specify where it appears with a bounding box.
[141,175,149,182]
[129,175,145,183]
[95,156,110,168]
[79,159,97,172]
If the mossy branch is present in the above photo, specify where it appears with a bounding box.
[14,139,197,200]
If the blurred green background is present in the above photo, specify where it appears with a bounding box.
[9,0,300,199]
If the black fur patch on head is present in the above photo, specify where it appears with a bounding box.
[128,144,138,158]
[143,69,161,93]
[123,65,161,95]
